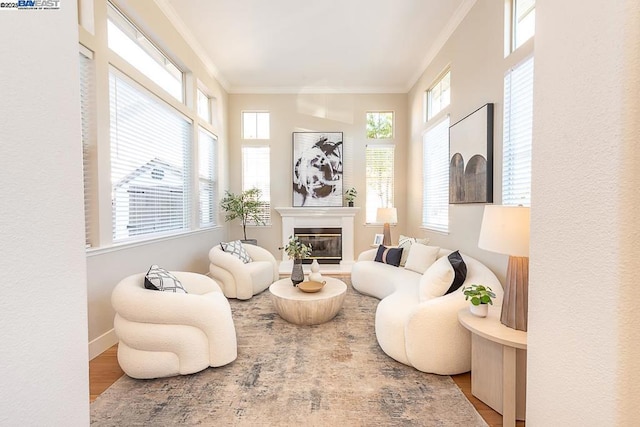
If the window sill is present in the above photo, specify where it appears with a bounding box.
[419,226,449,236]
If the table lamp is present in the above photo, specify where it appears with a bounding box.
[478,205,530,331]
[376,207,397,246]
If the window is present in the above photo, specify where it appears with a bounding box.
[422,116,450,232]
[503,56,534,206]
[507,0,535,54]
[107,3,183,102]
[199,128,217,227]
[366,111,394,139]
[242,146,271,224]
[197,89,210,123]
[426,71,451,121]
[109,70,192,241]
[79,48,96,248]
[365,145,395,223]
[242,111,270,139]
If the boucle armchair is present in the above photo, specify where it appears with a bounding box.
[209,243,279,300]
[112,272,237,379]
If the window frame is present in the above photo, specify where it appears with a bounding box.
[242,111,270,140]
[425,70,451,122]
[505,0,535,56]
[365,111,394,139]
[196,88,211,124]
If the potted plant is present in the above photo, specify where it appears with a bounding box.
[345,187,358,207]
[282,235,312,286]
[220,188,265,244]
[462,284,497,317]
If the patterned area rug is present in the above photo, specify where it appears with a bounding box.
[91,279,487,426]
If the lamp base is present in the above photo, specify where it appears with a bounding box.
[500,256,529,331]
[382,223,391,246]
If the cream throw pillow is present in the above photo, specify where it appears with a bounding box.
[419,255,455,301]
[398,235,431,267]
[404,243,440,274]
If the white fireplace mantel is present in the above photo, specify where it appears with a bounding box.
[275,207,360,273]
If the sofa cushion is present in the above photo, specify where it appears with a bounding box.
[144,265,187,293]
[404,243,440,274]
[374,245,403,267]
[418,256,454,300]
[397,235,430,267]
[220,240,252,263]
[445,251,467,295]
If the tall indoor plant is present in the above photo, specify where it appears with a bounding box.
[220,188,265,244]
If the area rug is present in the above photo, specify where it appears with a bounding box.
[91,279,487,426]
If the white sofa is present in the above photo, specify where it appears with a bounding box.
[112,272,238,379]
[209,243,279,300]
[351,248,502,375]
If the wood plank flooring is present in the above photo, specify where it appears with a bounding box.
[90,344,523,426]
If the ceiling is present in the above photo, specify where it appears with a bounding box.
[156,0,473,94]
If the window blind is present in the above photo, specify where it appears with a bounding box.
[422,116,450,232]
[79,49,96,248]
[109,69,192,242]
[242,146,271,224]
[198,127,217,227]
[503,56,534,206]
[365,145,395,223]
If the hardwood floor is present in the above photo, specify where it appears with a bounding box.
[90,344,523,426]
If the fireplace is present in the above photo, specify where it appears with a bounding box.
[294,227,342,264]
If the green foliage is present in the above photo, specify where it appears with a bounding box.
[462,284,497,306]
[366,112,393,139]
[344,187,358,202]
[282,235,312,260]
[220,188,265,240]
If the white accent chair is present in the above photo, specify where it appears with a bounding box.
[351,248,502,375]
[112,272,237,379]
[209,243,279,300]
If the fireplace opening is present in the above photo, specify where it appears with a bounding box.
[294,227,342,264]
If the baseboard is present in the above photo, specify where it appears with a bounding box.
[89,328,118,360]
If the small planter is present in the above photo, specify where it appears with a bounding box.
[470,303,488,318]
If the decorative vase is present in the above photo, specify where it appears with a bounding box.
[291,258,304,286]
[309,259,323,283]
[348,201,354,207]
[470,303,488,318]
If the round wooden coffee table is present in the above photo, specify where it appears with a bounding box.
[269,277,347,325]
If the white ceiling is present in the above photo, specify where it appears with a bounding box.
[156,0,473,94]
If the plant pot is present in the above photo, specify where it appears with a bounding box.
[291,259,304,287]
[348,201,354,207]
[470,303,488,318]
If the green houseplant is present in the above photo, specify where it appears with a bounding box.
[220,188,265,243]
[462,284,497,318]
[344,187,358,207]
[282,235,312,286]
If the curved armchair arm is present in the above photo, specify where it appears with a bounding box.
[243,244,279,282]
[357,248,378,261]
[209,246,252,298]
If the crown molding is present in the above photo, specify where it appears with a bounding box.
[228,85,408,95]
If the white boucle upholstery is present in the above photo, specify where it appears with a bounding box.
[351,248,502,375]
[112,272,237,379]
[209,243,279,300]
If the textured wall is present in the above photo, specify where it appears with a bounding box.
[527,0,640,424]
[0,3,90,425]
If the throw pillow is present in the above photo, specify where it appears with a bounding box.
[404,243,440,274]
[445,250,467,294]
[220,240,252,263]
[419,256,454,300]
[397,235,431,267]
[144,265,187,293]
[374,245,403,267]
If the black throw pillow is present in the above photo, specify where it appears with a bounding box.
[374,245,403,267]
[445,250,467,294]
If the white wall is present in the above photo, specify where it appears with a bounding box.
[527,0,640,424]
[228,93,408,258]
[0,3,89,425]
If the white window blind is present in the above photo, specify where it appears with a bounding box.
[79,49,96,248]
[503,56,534,206]
[422,116,450,232]
[365,145,395,223]
[199,127,217,227]
[110,69,192,241]
[242,146,271,224]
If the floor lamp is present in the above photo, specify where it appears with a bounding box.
[478,205,531,331]
[376,207,397,246]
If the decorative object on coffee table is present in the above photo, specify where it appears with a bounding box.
[376,207,397,246]
[308,258,323,282]
[297,280,325,293]
[282,235,312,286]
[478,205,530,331]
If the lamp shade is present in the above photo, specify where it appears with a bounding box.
[478,205,530,257]
[376,207,397,224]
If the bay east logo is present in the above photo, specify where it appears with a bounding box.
[0,0,61,9]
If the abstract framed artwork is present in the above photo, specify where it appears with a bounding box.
[449,103,494,204]
[292,132,344,207]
